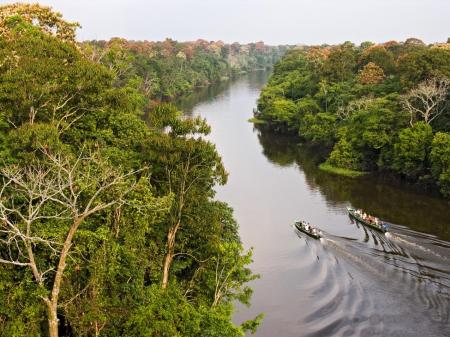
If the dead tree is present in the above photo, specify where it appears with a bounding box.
[0,150,137,337]
[402,77,449,126]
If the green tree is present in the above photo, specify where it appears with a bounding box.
[359,45,395,74]
[0,5,261,335]
[0,3,79,43]
[327,138,363,170]
[0,15,112,133]
[260,97,298,131]
[392,122,433,178]
[323,42,358,82]
[258,39,450,196]
[430,132,450,196]
[299,112,337,145]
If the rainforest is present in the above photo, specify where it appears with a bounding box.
[0,4,278,336]
[1,2,450,337]
[256,40,450,196]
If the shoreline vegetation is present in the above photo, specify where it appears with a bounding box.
[248,117,267,124]
[0,4,277,336]
[318,163,366,177]
[255,39,450,197]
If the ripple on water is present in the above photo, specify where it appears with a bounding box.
[189,73,450,337]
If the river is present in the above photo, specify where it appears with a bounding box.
[177,71,450,337]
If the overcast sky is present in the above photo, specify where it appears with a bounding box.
[3,0,450,45]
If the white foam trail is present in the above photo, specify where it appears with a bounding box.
[322,238,383,277]
[386,232,449,261]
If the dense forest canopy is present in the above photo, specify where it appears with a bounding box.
[0,3,267,336]
[256,39,450,197]
[81,38,288,102]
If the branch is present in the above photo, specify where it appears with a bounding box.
[0,258,30,267]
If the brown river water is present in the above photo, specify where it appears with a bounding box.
[177,71,450,337]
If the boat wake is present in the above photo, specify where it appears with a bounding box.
[315,230,450,334]
[386,232,450,261]
[295,237,382,337]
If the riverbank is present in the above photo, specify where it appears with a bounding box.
[255,42,450,198]
[186,71,450,337]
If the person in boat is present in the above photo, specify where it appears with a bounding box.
[312,228,318,235]
[304,224,309,231]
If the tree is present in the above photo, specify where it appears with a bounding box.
[323,42,358,82]
[0,3,79,43]
[392,122,433,178]
[359,45,395,74]
[0,15,111,132]
[357,62,385,85]
[402,77,449,126]
[299,112,337,145]
[327,138,363,170]
[260,97,298,132]
[145,104,227,289]
[159,138,226,290]
[398,48,450,86]
[336,96,376,120]
[0,4,262,335]
[405,37,425,47]
[0,150,139,337]
[430,132,450,196]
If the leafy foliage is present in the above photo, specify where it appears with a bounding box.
[257,40,450,196]
[0,4,263,336]
[81,38,288,102]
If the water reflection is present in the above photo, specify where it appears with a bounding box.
[181,71,450,337]
[176,80,232,116]
[255,127,450,336]
[256,129,450,241]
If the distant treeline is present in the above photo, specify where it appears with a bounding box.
[82,38,289,102]
[256,39,450,197]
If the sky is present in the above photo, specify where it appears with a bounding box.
[2,0,450,45]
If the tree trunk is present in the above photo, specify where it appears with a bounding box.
[161,223,179,289]
[30,106,36,124]
[47,302,59,337]
[162,250,173,289]
[47,217,83,336]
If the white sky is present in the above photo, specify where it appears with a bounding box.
[2,0,450,45]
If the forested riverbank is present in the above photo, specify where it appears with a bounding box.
[0,4,267,336]
[255,40,450,197]
[82,38,288,103]
[177,70,450,337]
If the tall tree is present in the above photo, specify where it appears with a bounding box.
[402,77,449,126]
[145,105,227,289]
[0,150,139,337]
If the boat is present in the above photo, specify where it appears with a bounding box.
[347,207,388,233]
[294,220,322,239]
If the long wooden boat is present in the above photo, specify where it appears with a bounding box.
[294,220,322,239]
[347,207,388,233]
